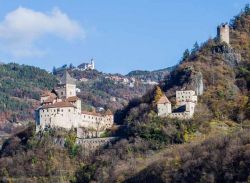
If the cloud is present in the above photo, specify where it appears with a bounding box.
[0,7,85,58]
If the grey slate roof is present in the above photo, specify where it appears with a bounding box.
[60,70,76,85]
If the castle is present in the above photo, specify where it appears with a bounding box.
[217,23,230,44]
[157,90,197,119]
[35,71,113,138]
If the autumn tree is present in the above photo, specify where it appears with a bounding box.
[153,86,163,105]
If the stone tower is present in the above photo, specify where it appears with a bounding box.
[157,95,172,117]
[56,70,76,99]
[217,23,230,44]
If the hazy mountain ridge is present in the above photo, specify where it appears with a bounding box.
[126,66,175,82]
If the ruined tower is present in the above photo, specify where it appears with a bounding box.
[217,23,230,44]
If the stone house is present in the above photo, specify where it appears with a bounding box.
[157,90,197,119]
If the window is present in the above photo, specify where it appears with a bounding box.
[61,92,63,95]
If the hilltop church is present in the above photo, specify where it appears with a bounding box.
[35,71,113,137]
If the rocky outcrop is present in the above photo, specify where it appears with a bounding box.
[192,71,204,96]
[212,44,241,67]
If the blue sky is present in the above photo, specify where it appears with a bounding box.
[0,0,249,74]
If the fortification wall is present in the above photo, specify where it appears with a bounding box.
[76,137,118,150]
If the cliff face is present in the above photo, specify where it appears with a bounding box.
[190,71,204,96]
[212,44,241,67]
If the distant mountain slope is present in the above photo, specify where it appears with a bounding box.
[56,69,156,111]
[126,66,175,82]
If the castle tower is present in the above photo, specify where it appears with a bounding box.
[56,70,76,99]
[217,23,230,44]
[157,95,172,117]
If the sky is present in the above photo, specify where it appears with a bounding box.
[0,0,249,74]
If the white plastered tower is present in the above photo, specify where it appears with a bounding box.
[157,95,172,117]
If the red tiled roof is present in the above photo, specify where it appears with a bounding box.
[105,109,113,115]
[81,111,102,116]
[66,96,79,102]
[157,95,171,104]
[41,91,57,98]
[43,97,55,103]
[41,101,75,109]
[41,91,51,97]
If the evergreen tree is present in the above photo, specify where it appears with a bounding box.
[69,63,74,69]
[245,4,250,15]
[191,42,199,55]
[52,66,57,75]
[182,49,190,61]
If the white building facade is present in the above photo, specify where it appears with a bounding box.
[35,71,113,137]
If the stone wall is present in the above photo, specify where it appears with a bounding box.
[76,137,118,150]
[37,106,78,132]
[157,103,171,117]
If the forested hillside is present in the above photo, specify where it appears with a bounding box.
[0,63,57,127]
[72,5,250,182]
[64,69,155,111]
